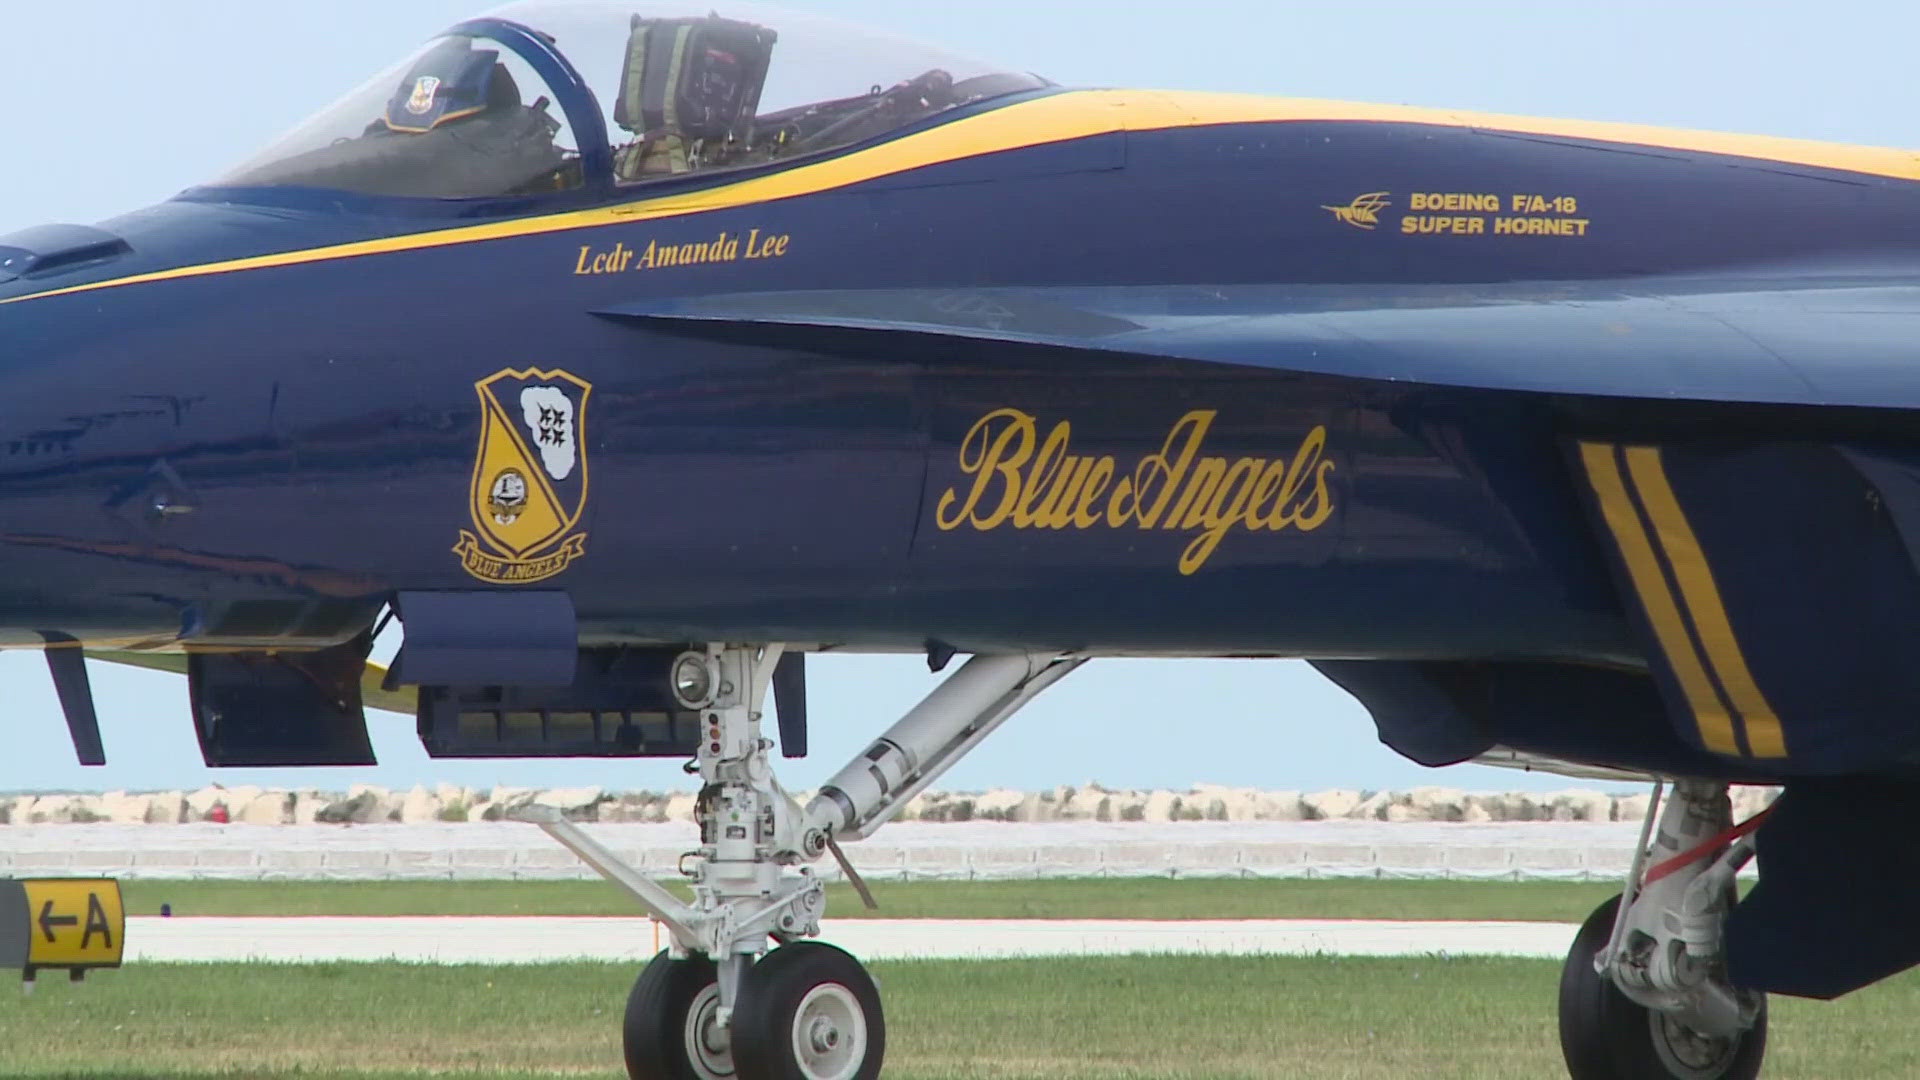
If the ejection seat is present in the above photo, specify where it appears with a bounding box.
[610,14,777,180]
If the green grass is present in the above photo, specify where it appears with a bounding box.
[1,957,1916,1079]
[122,878,1621,922]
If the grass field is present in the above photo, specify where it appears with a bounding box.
[121,877,1623,922]
[2,957,1917,1079]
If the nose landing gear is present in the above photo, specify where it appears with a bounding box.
[520,645,1082,1080]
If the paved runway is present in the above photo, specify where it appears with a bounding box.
[124,916,1580,963]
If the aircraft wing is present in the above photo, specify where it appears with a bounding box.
[598,276,1920,408]
[608,282,1920,780]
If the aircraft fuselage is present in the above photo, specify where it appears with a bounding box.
[13,91,1916,662]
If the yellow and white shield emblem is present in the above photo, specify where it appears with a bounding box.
[406,75,441,116]
[453,367,591,584]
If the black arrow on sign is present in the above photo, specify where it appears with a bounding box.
[37,900,76,942]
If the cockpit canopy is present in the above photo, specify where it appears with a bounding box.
[216,1,1049,201]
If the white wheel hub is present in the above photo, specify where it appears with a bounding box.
[683,984,735,1079]
[1650,1012,1737,1079]
[790,982,866,1080]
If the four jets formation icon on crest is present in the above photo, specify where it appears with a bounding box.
[454,367,591,584]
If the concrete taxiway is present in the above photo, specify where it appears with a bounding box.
[124,916,1580,963]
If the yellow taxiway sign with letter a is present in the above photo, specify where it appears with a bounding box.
[0,878,124,976]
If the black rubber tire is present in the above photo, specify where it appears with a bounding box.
[624,950,729,1080]
[732,942,885,1080]
[1558,895,1767,1080]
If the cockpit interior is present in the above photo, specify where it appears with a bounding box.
[216,1,1049,202]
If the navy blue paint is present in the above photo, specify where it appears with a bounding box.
[42,643,104,766]
[187,637,377,767]
[1315,659,1788,782]
[0,223,131,282]
[393,590,579,686]
[1654,444,1920,771]
[1731,777,1920,998]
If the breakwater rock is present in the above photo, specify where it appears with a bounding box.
[0,783,1778,826]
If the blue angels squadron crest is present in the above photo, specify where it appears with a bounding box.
[454,367,591,584]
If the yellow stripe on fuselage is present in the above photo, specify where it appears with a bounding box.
[1128,92,1920,180]
[1580,442,1742,756]
[5,89,1919,310]
[1622,446,1789,759]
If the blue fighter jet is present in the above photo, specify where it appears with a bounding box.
[7,2,1920,1076]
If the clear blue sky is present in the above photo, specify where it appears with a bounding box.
[2,0,1903,796]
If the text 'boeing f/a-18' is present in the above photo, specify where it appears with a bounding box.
[8,1,1920,1075]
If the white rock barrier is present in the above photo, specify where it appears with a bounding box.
[0,821,1683,883]
[0,784,1780,827]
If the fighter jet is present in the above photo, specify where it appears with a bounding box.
[5,1,1917,1077]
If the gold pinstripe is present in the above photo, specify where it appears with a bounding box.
[5,90,1920,309]
[1580,442,1742,756]
[1623,446,1789,759]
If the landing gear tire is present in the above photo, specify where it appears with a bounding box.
[1558,896,1766,1080]
[732,942,884,1080]
[625,951,735,1080]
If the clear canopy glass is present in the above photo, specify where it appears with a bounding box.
[216,1,1048,200]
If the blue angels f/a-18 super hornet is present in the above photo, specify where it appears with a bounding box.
[10,1,1920,1076]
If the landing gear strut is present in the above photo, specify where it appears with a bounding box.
[517,646,1083,1080]
[1558,780,1768,1080]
